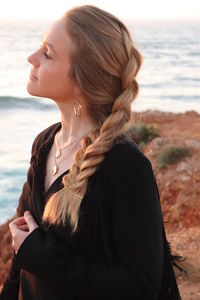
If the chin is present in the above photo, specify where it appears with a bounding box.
[26,82,40,97]
[26,81,58,100]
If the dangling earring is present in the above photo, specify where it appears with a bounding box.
[73,99,82,117]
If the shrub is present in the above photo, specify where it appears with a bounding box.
[157,146,192,169]
[126,122,159,147]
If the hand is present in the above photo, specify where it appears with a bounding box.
[9,211,39,255]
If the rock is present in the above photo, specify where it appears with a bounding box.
[152,137,169,148]
[185,139,200,149]
[179,175,190,182]
[176,162,188,173]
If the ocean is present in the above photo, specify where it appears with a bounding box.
[0,18,199,224]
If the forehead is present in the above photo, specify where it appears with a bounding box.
[42,19,75,55]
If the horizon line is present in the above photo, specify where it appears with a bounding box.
[0,17,200,22]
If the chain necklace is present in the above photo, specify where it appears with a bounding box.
[51,128,94,176]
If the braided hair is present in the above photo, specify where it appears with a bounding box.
[42,5,143,232]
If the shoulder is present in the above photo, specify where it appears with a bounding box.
[31,122,60,154]
[105,133,152,169]
[100,134,154,186]
[110,134,150,163]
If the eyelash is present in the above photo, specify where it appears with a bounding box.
[43,52,51,59]
[40,44,52,59]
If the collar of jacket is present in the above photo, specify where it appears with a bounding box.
[30,123,129,170]
[30,122,61,169]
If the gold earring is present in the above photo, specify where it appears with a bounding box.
[73,99,82,117]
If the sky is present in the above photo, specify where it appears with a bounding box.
[0,0,200,21]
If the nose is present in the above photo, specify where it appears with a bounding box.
[27,51,40,67]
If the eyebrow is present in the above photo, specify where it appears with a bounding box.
[41,35,57,54]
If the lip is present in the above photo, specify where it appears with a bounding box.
[29,72,38,80]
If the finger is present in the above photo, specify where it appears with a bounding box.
[9,216,26,229]
[23,211,38,231]
[9,218,25,235]
[18,224,29,232]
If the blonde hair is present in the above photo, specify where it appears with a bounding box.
[42,5,143,233]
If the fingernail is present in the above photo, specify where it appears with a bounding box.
[24,211,30,215]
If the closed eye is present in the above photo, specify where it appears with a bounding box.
[43,52,51,59]
[40,44,52,59]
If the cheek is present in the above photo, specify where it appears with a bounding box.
[39,63,73,95]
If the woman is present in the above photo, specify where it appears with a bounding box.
[0,5,184,300]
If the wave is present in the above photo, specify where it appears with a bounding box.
[0,96,56,111]
[158,95,200,101]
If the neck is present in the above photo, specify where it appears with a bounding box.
[55,100,96,145]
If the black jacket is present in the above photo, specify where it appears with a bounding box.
[0,122,182,300]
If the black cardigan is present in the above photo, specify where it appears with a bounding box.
[0,122,183,300]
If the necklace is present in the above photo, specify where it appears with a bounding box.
[51,128,94,176]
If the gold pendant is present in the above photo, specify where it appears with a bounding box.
[51,165,58,175]
[56,150,61,158]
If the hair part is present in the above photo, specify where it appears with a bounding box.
[42,4,143,233]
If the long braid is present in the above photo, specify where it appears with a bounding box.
[42,5,143,233]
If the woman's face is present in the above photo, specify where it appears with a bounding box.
[27,18,77,102]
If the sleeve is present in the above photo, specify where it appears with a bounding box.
[0,252,20,300]
[16,133,39,217]
[14,150,164,300]
[0,137,38,300]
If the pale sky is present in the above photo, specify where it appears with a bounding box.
[0,0,200,21]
